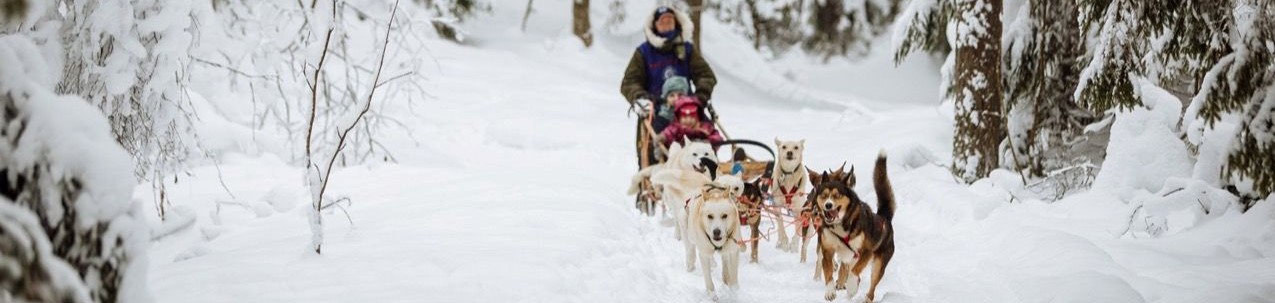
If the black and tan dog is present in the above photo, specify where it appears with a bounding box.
[737,179,765,263]
[810,151,895,302]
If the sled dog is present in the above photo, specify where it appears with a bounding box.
[769,138,811,255]
[628,141,719,241]
[812,151,895,302]
[684,178,742,298]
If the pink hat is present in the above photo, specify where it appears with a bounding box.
[674,97,700,117]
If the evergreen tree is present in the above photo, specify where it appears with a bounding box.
[1002,0,1095,177]
[713,0,900,59]
[1076,0,1148,112]
[893,0,954,63]
[1188,0,1275,204]
[803,0,901,60]
[2,31,150,303]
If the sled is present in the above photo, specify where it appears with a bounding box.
[632,103,775,216]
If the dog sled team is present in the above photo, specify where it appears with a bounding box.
[620,5,898,301]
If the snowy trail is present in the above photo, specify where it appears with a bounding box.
[147,2,1275,302]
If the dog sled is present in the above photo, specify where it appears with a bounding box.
[632,103,776,216]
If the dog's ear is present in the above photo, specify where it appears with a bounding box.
[774,137,782,147]
[808,168,822,187]
[847,165,857,187]
[799,139,805,148]
[668,142,683,158]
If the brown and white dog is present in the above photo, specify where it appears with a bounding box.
[811,151,895,302]
[769,138,809,254]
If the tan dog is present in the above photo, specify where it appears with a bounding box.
[769,138,809,254]
[812,151,895,302]
[686,181,742,299]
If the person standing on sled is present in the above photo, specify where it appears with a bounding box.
[620,5,717,151]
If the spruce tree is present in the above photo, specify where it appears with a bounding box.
[1002,0,1094,177]
[1076,0,1150,112]
[1189,0,1275,204]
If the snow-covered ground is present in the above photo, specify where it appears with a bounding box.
[145,2,1275,302]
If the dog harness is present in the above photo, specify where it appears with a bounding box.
[703,229,735,251]
[778,184,803,207]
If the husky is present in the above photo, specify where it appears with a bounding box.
[737,178,765,263]
[629,141,719,241]
[769,138,810,254]
[683,178,742,298]
[812,151,895,302]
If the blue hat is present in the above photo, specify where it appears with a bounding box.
[654,6,674,21]
[662,76,690,99]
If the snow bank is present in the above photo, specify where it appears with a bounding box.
[1093,79,1191,198]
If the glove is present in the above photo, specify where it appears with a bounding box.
[632,98,653,118]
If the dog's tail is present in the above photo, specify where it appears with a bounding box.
[627,166,656,195]
[873,150,895,221]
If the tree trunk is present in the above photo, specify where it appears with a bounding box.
[689,0,704,48]
[573,0,592,47]
[952,0,1005,183]
[746,0,761,50]
[521,0,534,33]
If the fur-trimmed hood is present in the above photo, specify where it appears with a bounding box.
[644,6,695,49]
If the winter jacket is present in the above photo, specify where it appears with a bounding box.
[659,97,723,148]
[659,120,724,148]
[619,7,717,107]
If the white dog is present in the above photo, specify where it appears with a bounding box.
[629,142,718,241]
[685,179,742,298]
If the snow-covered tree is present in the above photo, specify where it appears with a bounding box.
[894,0,957,112]
[1145,0,1233,89]
[803,0,901,60]
[0,201,93,303]
[1075,0,1160,112]
[1186,0,1275,206]
[892,0,954,63]
[711,0,806,55]
[51,0,198,220]
[1,28,150,303]
[948,0,1005,182]
[713,0,902,59]
[897,0,1003,182]
[412,0,488,42]
[1002,0,1096,178]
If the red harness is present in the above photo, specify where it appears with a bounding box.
[779,184,802,206]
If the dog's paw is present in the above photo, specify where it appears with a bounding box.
[707,290,719,301]
[824,282,838,301]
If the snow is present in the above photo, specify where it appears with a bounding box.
[97,1,1275,302]
[1092,78,1191,198]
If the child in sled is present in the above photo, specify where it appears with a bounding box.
[658,95,723,148]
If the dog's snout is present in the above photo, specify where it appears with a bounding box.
[712,229,722,237]
[824,202,834,210]
[786,151,794,158]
